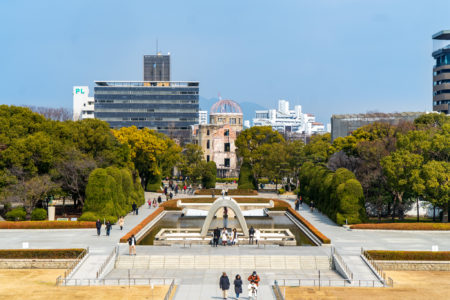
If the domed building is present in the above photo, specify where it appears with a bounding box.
[192,99,243,178]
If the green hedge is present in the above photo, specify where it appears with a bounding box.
[238,161,256,189]
[0,249,85,259]
[367,250,450,261]
[31,208,47,221]
[5,207,26,221]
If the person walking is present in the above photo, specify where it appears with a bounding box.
[128,234,137,255]
[157,195,162,204]
[164,186,168,195]
[152,198,157,208]
[254,228,261,246]
[132,202,137,215]
[310,200,314,212]
[295,199,300,211]
[219,272,230,299]
[95,219,102,236]
[147,198,152,208]
[221,228,228,246]
[213,227,220,247]
[248,271,260,286]
[105,220,112,236]
[248,280,258,299]
[169,191,173,200]
[118,216,124,230]
[249,226,255,245]
[234,274,243,299]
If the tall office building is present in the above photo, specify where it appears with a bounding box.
[432,30,450,114]
[143,54,170,81]
[94,81,199,142]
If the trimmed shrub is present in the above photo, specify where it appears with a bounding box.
[238,161,256,189]
[5,207,26,221]
[367,250,450,261]
[0,221,95,229]
[78,211,99,222]
[335,179,366,225]
[0,249,85,259]
[31,208,47,221]
[146,173,162,192]
[202,161,217,189]
[350,223,450,230]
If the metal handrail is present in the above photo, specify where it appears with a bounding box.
[56,247,89,285]
[273,278,385,287]
[96,246,117,279]
[361,248,394,287]
[59,277,175,287]
[164,279,175,300]
[331,247,353,281]
[273,280,285,300]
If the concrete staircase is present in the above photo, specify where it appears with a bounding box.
[115,255,332,270]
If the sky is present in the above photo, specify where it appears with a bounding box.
[0,0,449,124]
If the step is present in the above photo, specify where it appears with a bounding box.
[299,256,316,270]
[149,255,165,269]
[255,255,271,269]
[164,256,180,269]
[179,255,195,269]
[240,255,255,269]
[270,256,286,269]
[285,256,301,270]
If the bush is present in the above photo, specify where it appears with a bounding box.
[31,208,47,221]
[5,207,26,221]
[78,212,99,222]
[366,250,450,261]
[202,161,217,189]
[146,173,162,192]
[278,188,285,194]
[238,161,256,189]
[350,223,450,230]
[0,221,95,229]
[0,249,85,259]
[335,179,366,225]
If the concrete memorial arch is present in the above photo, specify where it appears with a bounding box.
[200,197,249,236]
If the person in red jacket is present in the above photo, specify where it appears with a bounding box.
[247,271,260,286]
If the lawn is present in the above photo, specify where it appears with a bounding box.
[283,271,450,300]
[0,269,173,300]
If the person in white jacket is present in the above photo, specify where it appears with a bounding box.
[248,280,258,299]
[254,229,261,246]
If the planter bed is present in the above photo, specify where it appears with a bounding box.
[0,221,96,229]
[350,223,450,231]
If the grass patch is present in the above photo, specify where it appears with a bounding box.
[366,250,450,261]
[350,223,450,230]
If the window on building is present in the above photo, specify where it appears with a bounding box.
[207,129,210,135]
[224,158,230,167]
[206,140,210,149]
[230,118,236,124]
[224,143,230,152]
[224,129,229,136]
[206,155,210,162]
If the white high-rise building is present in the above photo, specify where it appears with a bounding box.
[253,99,325,135]
[73,86,94,121]
[199,110,208,124]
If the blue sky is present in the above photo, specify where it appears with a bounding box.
[0,0,449,124]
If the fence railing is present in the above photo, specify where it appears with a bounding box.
[164,279,176,300]
[361,248,394,287]
[56,247,89,286]
[58,277,175,287]
[96,246,118,278]
[273,280,285,300]
[274,278,385,287]
[331,247,353,281]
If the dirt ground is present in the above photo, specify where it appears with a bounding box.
[0,269,173,300]
[284,271,450,300]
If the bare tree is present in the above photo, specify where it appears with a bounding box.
[24,106,72,121]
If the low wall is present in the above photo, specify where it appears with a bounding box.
[0,259,76,269]
[375,260,450,271]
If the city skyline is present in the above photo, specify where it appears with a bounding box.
[1,1,450,124]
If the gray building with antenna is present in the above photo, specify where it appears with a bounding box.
[143,53,170,81]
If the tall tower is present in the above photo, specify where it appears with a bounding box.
[432,30,450,114]
[143,53,170,81]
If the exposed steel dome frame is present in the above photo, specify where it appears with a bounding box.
[210,99,243,114]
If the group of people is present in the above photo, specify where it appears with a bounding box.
[248,226,261,245]
[212,227,238,246]
[219,271,260,299]
[148,195,163,208]
[95,216,124,237]
[294,196,303,210]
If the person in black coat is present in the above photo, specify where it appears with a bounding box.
[157,195,162,204]
[219,272,230,299]
[105,221,112,236]
[249,226,255,244]
[95,219,102,236]
[213,227,220,247]
[128,234,137,255]
[132,202,137,215]
[234,274,243,299]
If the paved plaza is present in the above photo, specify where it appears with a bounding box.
[1,192,449,299]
